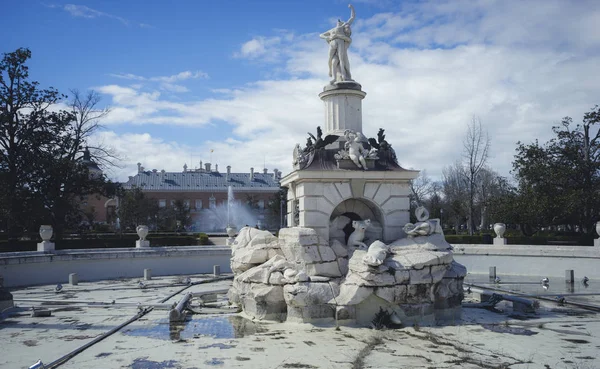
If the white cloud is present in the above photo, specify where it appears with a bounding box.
[96,0,600,182]
[89,131,290,183]
[49,3,152,28]
[108,70,208,93]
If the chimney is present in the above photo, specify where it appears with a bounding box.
[263,168,268,174]
[205,162,211,172]
[274,168,280,179]
[183,163,188,172]
[137,163,142,173]
[226,165,231,181]
[160,169,166,181]
[250,167,254,182]
[199,161,203,172]
[215,164,219,172]
[152,169,157,173]
[141,166,145,172]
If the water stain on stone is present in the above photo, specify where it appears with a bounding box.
[304,341,316,346]
[22,340,37,346]
[482,324,538,336]
[562,338,590,344]
[282,364,317,368]
[131,358,179,369]
[205,358,224,366]
[250,347,264,352]
[53,307,83,313]
[95,352,112,358]
[235,356,251,361]
[197,343,235,349]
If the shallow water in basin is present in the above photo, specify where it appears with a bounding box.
[122,315,266,341]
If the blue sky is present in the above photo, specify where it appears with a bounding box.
[4,0,600,181]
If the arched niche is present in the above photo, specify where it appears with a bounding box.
[329,198,384,245]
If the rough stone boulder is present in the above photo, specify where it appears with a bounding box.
[278,228,346,278]
[230,227,282,274]
[284,281,339,322]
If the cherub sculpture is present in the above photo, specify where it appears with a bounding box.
[344,129,368,170]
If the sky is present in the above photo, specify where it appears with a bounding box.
[4,0,600,182]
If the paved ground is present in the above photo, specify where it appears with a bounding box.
[2,274,600,369]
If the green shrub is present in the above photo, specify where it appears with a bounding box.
[197,233,209,245]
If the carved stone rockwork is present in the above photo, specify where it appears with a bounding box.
[228,216,465,326]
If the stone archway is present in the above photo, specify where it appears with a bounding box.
[329,198,384,245]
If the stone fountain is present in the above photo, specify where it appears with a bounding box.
[228,4,466,327]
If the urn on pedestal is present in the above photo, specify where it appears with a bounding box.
[136,225,150,248]
[493,223,506,238]
[493,223,507,245]
[37,225,55,252]
[39,225,53,241]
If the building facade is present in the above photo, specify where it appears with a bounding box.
[121,162,282,232]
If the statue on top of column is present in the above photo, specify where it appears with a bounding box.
[320,4,355,85]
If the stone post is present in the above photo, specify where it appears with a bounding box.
[489,266,496,280]
[565,270,575,284]
[69,273,78,285]
[144,269,152,280]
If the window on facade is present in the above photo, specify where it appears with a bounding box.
[209,196,216,209]
[159,199,166,208]
[195,199,202,209]
[258,200,265,209]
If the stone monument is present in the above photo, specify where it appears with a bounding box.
[228,4,466,327]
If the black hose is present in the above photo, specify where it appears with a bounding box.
[159,275,233,303]
[44,307,154,368]
[35,274,234,368]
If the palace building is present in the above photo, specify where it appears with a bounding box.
[120,162,282,231]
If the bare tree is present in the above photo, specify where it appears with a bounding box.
[442,162,469,231]
[410,170,436,205]
[69,89,120,168]
[461,117,490,235]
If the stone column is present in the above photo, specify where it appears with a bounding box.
[319,83,367,136]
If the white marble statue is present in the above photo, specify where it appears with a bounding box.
[320,4,355,84]
[344,129,368,169]
[403,206,443,237]
[363,240,389,266]
[348,219,371,249]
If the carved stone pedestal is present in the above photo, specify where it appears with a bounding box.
[136,240,150,248]
[37,241,55,252]
[493,238,508,246]
[319,83,366,137]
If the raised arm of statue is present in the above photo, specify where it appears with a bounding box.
[320,30,331,40]
[346,4,355,26]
